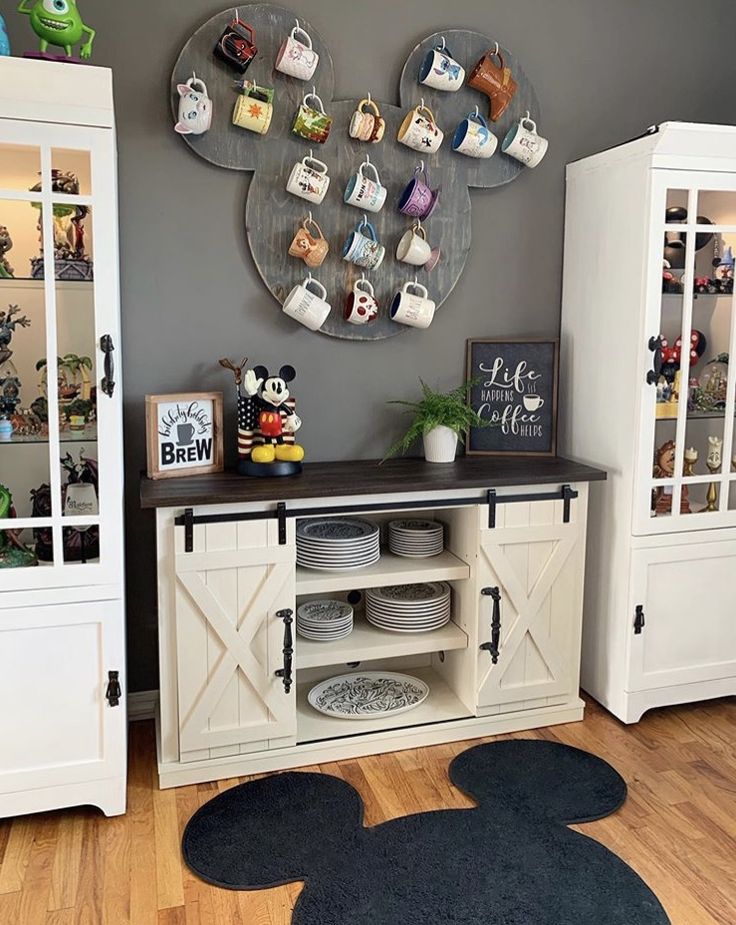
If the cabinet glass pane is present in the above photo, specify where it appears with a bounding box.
[51,149,91,197]
[696,190,736,227]
[0,144,41,193]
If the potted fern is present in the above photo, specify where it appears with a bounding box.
[383,379,488,463]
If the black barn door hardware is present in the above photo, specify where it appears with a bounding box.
[479,587,502,664]
[275,609,294,693]
[487,484,578,528]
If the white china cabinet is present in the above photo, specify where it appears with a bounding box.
[0,59,126,817]
[141,458,603,788]
[561,122,736,722]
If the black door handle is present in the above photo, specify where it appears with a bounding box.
[479,587,502,664]
[100,334,115,397]
[105,670,122,706]
[646,335,664,385]
[275,609,294,693]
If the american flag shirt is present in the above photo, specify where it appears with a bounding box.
[238,393,296,458]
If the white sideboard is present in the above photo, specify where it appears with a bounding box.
[142,458,604,788]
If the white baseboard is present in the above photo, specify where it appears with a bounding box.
[128,689,159,722]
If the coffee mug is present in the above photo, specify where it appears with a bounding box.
[289,216,329,268]
[293,91,332,144]
[177,423,195,445]
[396,222,431,266]
[286,155,330,204]
[502,114,549,168]
[214,17,257,74]
[349,97,386,143]
[344,159,386,213]
[174,75,213,135]
[283,275,331,331]
[398,164,440,220]
[390,281,436,329]
[467,43,517,122]
[418,39,465,91]
[232,82,274,134]
[452,109,497,158]
[342,218,385,270]
[523,394,545,412]
[275,21,319,81]
[398,102,444,153]
[344,276,379,325]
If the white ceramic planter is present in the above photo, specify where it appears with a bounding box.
[423,425,458,463]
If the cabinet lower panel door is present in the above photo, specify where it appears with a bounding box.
[476,499,584,710]
[628,540,736,691]
[0,600,125,795]
[174,521,297,760]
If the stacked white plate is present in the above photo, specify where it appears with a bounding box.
[296,518,380,571]
[388,519,445,558]
[297,599,354,641]
[365,581,451,633]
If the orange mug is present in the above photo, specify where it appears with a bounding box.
[288,216,329,268]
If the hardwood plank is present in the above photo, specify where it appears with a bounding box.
[1,699,735,925]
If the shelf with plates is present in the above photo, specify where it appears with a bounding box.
[295,548,470,595]
[295,666,472,744]
[296,615,468,670]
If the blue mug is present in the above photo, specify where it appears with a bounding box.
[341,219,385,269]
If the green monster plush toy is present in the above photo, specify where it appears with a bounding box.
[17,0,95,60]
[0,484,38,568]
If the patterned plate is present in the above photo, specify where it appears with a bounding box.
[297,518,379,542]
[366,582,450,606]
[307,671,429,720]
[297,600,353,624]
[388,520,444,533]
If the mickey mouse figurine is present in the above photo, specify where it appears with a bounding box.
[219,357,305,477]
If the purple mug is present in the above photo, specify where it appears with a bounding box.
[398,166,440,219]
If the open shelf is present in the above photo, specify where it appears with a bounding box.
[296,616,468,670]
[2,424,97,445]
[296,666,472,744]
[295,548,470,595]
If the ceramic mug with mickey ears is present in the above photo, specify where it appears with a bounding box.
[293,91,332,144]
[232,82,274,134]
[398,103,444,153]
[275,21,319,80]
[286,155,330,204]
[174,76,213,135]
[344,277,379,324]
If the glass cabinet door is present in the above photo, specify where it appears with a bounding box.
[0,120,122,588]
[637,172,736,534]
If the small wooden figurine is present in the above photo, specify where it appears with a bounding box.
[706,435,723,512]
[652,440,689,515]
[219,357,305,477]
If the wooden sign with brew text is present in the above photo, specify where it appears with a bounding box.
[465,339,558,456]
[145,392,224,479]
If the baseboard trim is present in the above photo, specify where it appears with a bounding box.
[128,689,159,723]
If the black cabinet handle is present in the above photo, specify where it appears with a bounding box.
[100,334,115,397]
[105,670,122,707]
[634,605,645,635]
[479,586,502,665]
[646,335,664,385]
[275,609,294,693]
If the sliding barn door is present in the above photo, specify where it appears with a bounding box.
[174,518,296,762]
[476,490,586,713]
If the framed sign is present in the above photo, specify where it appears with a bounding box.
[465,339,559,456]
[145,392,224,479]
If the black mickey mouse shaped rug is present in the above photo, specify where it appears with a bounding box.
[182,740,670,924]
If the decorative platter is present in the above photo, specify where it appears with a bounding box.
[296,518,379,541]
[307,671,430,719]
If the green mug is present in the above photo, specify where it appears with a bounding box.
[292,91,332,144]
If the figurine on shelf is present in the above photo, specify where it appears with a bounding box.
[17,0,95,61]
[652,440,689,515]
[29,170,93,281]
[219,357,305,477]
[714,244,734,282]
[705,435,723,512]
[0,226,13,278]
[0,483,38,568]
[31,451,99,561]
[0,305,30,423]
[689,354,729,414]
[0,305,30,366]
[683,446,698,478]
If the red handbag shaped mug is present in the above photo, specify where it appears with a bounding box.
[214,18,258,73]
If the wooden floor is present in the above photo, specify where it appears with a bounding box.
[0,696,734,925]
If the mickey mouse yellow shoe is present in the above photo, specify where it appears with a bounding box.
[275,443,305,462]
[251,444,276,463]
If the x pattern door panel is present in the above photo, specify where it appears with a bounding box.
[174,520,296,760]
[476,497,584,710]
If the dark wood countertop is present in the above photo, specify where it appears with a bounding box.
[140,455,606,510]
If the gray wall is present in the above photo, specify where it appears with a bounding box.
[8,0,733,691]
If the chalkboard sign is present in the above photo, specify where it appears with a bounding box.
[465,339,559,456]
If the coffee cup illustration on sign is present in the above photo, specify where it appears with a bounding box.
[275,20,319,80]
[523,394,544,412]
[177,423,195,445]
[418,37,465,91]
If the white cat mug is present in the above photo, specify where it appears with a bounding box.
[174,75,213,135]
